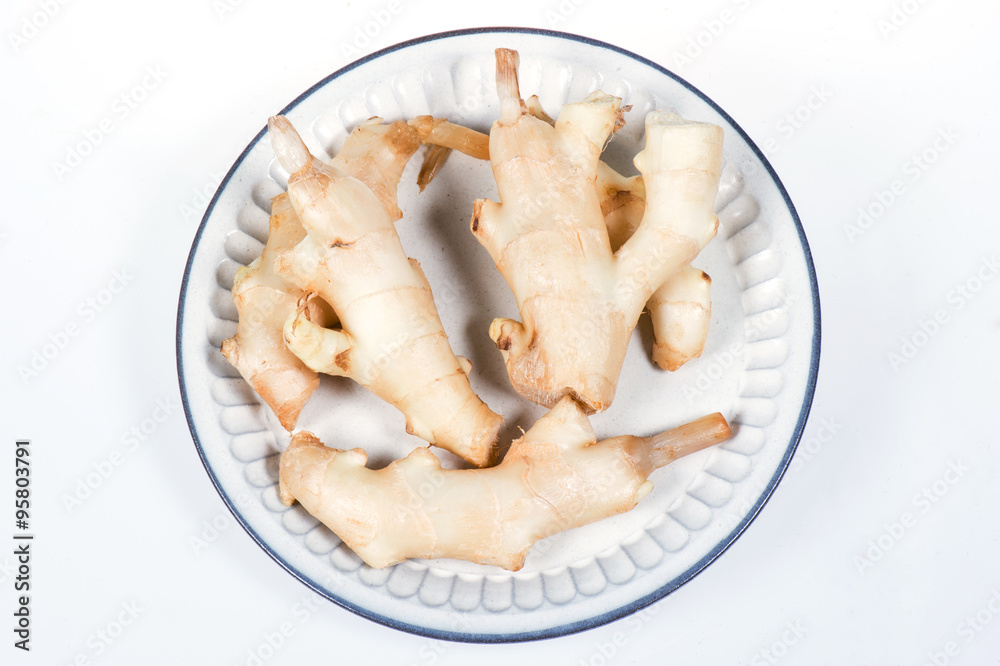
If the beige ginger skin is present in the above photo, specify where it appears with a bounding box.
[525,95,714,372]
[419,101,714,374]
[221,193,334,430]
[594,153,713,372]
[270,115,503,467]
[279,396,731,570]
[472,49,724,412]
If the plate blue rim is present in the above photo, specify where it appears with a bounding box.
[175,25,821,644]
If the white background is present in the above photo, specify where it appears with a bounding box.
[3,0,999,664]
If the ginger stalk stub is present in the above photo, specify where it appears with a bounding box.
[270,116,503,467]
[279,396,731,570]
[473,49,723,411]
[221,193,334,430]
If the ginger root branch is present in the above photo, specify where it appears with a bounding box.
[269,115,503,466]
[471,49,723,411]
[279,397,731,570]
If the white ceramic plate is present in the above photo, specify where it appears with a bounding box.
[177,28,820,642]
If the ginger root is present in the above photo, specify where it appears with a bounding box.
[526,95,714,372]
[221,193,335,430]
[472,49,724,412]
[593,132,713,372]
[270,115,504,467]
[417,104,714,374]
[279,396,731,570]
